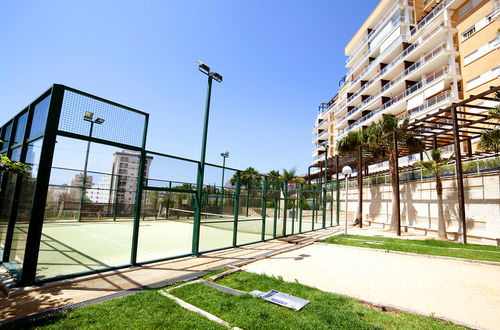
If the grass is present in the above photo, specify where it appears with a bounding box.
[170,271,462,330]
[16,269,464,329]
[15,284,225,330]
[320,234,500,262]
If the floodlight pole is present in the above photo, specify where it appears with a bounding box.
[193,63,222,256]
[78,121,94,222]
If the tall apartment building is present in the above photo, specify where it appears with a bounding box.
[108,151,152,205]
[86,151,152,205]
[311,0,500,170]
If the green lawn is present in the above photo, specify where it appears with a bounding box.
[321,234,500,262]
[171,271,462,329]
[18,270,463,329]
[17,285,225,330]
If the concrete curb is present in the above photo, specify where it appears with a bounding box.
[313,242,500,266]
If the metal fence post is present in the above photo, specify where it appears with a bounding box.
[130,114,149,265]
[20,85,64,286]
[283,181,288,236]
[232,172,241,246]
[299,183,303,233]
[273,199,277,238]
[261,176,267,241]
[2,111,23,263]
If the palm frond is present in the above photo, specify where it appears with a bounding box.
[478,129,500,153]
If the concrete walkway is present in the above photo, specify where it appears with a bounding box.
[242,242,500,329]
[0,227,341,324]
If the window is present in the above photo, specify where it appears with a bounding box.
[458,0,482,19]
[466,66,500,91]
[462,26,476,40]
[120,156,129,162]
[119,163,128,168]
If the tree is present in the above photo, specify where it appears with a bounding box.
[415,149,453,239]
[364,114,423,231]
[478,92,500,154]
[230,167,261,190]
[0,154,31,175]
[336,130,367,223]
[267,170,281,190]
[280,167,297,182]
[478,129,500,154]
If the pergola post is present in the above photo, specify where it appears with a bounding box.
[451,105,467,244]
[357,146,363,228]
[393,131,401,236]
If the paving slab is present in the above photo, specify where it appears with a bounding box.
[242,243,500,329]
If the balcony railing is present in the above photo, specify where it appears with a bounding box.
[348,22,443,93]
[336,66,450,138]
[346,0,413,66]
[337,42,451,125]
[410,0,451,37]
[399,91,452,119]
[313,130,328,142]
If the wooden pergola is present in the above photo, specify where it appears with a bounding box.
[306,85,500,243]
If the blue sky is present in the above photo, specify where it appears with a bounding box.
[0,0,379,179]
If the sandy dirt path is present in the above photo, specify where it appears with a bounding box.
[243,243,500,329]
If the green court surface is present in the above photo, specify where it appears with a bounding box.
[31,216,320,280]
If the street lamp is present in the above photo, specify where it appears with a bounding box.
[193,60,223,255]
[78,112,105,221]
[220,151,229,215]
[342,165,352,235]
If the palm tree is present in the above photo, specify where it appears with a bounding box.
[230,167,261,190]
[336,130,366,223]
[280,167,297,182]
[365,114,423,231]
[415,149,453,239]
[267,170,281,190]
[478,92,500,154]
[478,129,500,153]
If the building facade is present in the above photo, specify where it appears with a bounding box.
[312,0,500,169]
[108,151,152,205]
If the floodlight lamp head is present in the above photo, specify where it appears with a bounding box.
[95,118,105,124]
[211,72,223,83]
[342,165,352,176]
[197,60,210,75]
[221,151,229,158]
[84,111,94,121]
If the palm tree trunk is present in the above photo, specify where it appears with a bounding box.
[436,174,447,239]
[389,150,399,230]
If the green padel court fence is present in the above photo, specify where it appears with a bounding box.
[0,85,341,285]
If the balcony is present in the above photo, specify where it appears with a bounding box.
[410,0,452,39]
[337,42,452,126]
[346,0,413,67]
[347,21,445,98]
[399,91,453,120]
[312,119,328,133]
[336,66,450,138]
[312,130,328,143]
